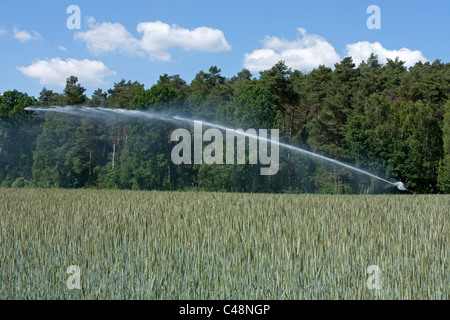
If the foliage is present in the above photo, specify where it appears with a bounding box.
[0,55,449,193]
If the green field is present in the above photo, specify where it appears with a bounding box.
[1,188,448,299]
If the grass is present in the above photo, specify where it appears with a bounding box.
[0,188,448,299]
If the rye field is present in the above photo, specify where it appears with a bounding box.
[0,188,448,299]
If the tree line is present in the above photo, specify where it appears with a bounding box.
[1,55,449,193]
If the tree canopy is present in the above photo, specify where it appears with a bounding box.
[1,56,449,193]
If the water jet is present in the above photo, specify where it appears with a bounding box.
[25,106,408,191]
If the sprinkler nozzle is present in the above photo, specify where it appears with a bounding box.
[394,181,407,191]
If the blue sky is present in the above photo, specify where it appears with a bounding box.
[0,0,449,98]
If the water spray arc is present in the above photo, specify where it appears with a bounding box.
[172,116,407,191]
[25,106,408,191]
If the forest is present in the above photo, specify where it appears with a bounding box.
[1,54,449,194]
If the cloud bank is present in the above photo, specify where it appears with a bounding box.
[244,28,428,72]
[18,58,116,86]
[345,41,428,68]
[75,18,231,61]
[244,28,341,73]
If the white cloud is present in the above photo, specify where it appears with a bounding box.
[17,58,116,86]
[243,28,429,72]
[0,27,6,35]
[13,27,41,43]
[137,21,231,61]
[243,28,341,73]
[74,18,141,55]
[75,18,231,61]
[58,46,68,51]
[345,41,428,67]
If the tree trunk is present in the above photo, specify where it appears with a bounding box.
[89,150,92,177]
[289,105,296,142]
[89,128,92,176]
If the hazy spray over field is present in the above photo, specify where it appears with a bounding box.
[26,106,407,190]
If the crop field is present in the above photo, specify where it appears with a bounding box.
[0,188,448,299]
